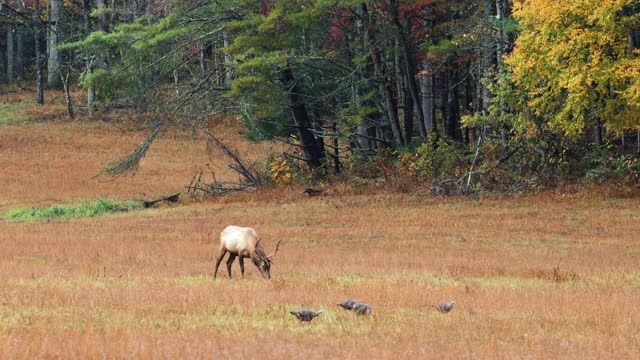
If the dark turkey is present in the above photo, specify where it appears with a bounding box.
[353,303,372,315]
[337,299,359,310]
[290,309,324,322]
[433,300,456,313]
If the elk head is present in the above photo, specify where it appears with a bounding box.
[252,239,282,279]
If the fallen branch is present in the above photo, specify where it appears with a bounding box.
[96,120,166,178]
[143,193,181,208]
[186,130,262,196]
[204,129,261,186]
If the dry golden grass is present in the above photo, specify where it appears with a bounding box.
[1,193,640,358]
[0,94,276,211]
[2,90,640,358]
[0,88,279,211]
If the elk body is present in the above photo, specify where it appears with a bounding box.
[214,225,281,279]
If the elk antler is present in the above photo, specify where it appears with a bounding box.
[254,239,265,259]
[268,239,282,259]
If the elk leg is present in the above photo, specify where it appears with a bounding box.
[226,254,237,278]
[213,249,228,279]
[238,256,245,277]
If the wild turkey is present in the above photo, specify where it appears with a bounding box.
[353,303,372,315]
[290,309,324,322]
[337,299,359,310]
[433,300,456,313]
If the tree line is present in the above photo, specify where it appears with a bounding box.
[2,0,639,190]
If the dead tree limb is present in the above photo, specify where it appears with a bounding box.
[186,130,262,196]
[96,120,166,178]
[143,193,181,208]
[204,129,261,186]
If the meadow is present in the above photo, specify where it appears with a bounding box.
[1,90,640,358]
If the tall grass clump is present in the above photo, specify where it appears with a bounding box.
[4,198,142,221]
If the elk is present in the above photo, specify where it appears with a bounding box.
[214,225,282,279]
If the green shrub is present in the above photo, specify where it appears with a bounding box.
[3,198,142,221]
[614,155,640,183]
[582,145,640,185]
[411,135,469,179]
[479,132,587,191]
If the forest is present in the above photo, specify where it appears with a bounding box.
[1,0,639,193]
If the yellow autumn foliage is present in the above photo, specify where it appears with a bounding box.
[270,157,292,185]
[507,0,640,136]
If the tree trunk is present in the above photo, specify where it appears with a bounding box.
[83,0,91,35]
[593,97,603,146]
[361,4,405,146]
[6,24,14,81]
[47,0,62,87]
[213,33,224,87]
[357,120,376,154]
[97,0,108,32]
[420,73,436,138]
[353,7,381,153]
[420,4,438,139]
[60,68,74,119]
[594,116,603,146]
[16,25,24,79]
[132,0,140,20]
[83,0,95,115]
[332,121,341,174]
[353,75,375,154]
[390,0,426,141]
[200,43,214,110]
[446,70,462,142]
[496,0,511,151]
[465,66,474,145]
[223,32,233,85]
[200,44,208,75]
[35,0,45,104]
[395,38,413,143]
[0,41,4,77]
[173,69,180,99]
[482,0,497,116]
[402,75,414,144]
[630,28,640,50]
[87,62,96,115]
[279,67,325,168]
[110,0,116,28]
[145,0,155,23]
[440,71,448,139]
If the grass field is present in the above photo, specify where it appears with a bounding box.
[1,90,640,358]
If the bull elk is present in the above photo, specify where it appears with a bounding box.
[214,225,282,279]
